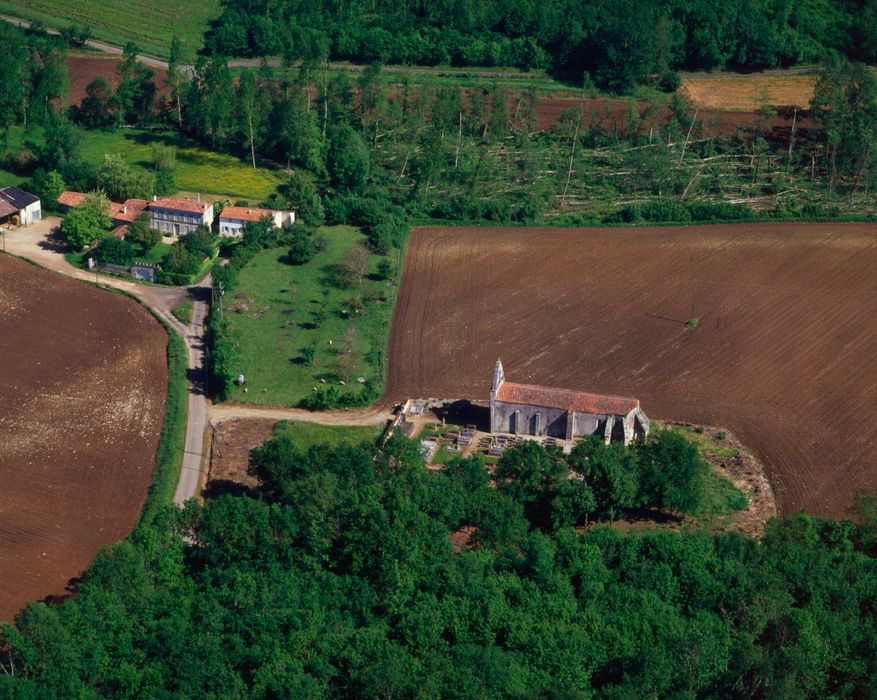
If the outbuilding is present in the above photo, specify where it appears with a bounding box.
[0,186,41,226]
[218,206,295,237]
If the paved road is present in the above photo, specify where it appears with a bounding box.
[2,218,209,504]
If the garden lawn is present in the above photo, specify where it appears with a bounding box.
[272,420,381,450]
[10,126,282,202]
[225,226,395,407]
[0,0,218,58]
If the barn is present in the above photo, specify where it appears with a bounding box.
[0,186,41,226]
[489,360,649,445]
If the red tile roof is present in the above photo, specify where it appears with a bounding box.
[109,198,148,223]
[148,197,211,214]
[496,381,639,416]
[0,199,18,218]
[219,206,281,222]
[58,191,88,208]
[109,224,129,239]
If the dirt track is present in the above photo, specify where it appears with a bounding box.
[385,224,877,518]
[0,254,167,621]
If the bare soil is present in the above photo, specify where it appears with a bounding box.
[205,418,274,497]
[0,254,167,621]
[531,93,813,138]
[384,224,877,519]
[67,53,170,108]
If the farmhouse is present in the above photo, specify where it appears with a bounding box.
[218,206,295,237]
[58,191,149,227]
[0,186,41,226]
[489,360,649,445]
[148,195,214,235]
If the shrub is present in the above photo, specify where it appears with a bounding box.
[689,202,754,221]
[95,236,135,265]
[287,227,318,264]
[376,258,395,280]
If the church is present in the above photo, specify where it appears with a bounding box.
[489,360,649,445]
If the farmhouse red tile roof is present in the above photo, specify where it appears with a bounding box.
[110,199,148,223]
[148,197,211,214]
[496,381,639,416]
[109,224,129,238]
[220,206,280,222]
[58,191,88,208]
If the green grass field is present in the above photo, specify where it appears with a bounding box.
[171,300,192,325]
[225,226,395,407]
[10,125,282,201]
[272,420,381,450]
[0,0,217,58]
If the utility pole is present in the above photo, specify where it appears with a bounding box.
[691,277,698,320]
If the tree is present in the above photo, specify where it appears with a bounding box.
[287,227,317,264]
[28,169,65,210]
[112,42,156,126]
[39,111,81,168]
[241,218,277,249]
[166,35,186,128]
[179,225,216,261]
[236,71,269,168]
[97,154,154,200]
[95,236,135,265]
[125,213,160,254]
[280,171,323,225]
[77,76,113,127]
[185,56,234,149]
[810,58,877,194]
[341,243,370,285]
[61,193,110,249]
[636,430,707,514]
[327,123,370,192]
[0,25,28,147]
[150,143,176,172]
[376,258,395,279]
[163,242,198,275]
[567,438,638,520]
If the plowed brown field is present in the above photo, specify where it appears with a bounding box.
[385,224,877,518]
[0,255,166,621]
[67,54,169,107]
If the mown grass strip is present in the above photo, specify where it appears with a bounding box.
[138,320,188,525]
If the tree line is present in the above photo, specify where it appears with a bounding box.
[204,0,877,89]
[0,431,875,697]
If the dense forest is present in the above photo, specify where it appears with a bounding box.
[0,433,875,697]
[204,0,877,88]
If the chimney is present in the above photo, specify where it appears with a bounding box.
[122,205,127,215]
[152,195,157,202]
[184,195,190,200]
[196,193,201,203]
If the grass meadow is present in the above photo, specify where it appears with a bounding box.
[225,226,397,407]
[272,420,381,450]
[8,126,283,202]
[0,0,218,58]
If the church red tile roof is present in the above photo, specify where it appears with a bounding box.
[496,381,639,416]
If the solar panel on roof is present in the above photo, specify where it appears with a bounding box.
[0,186,38,209]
